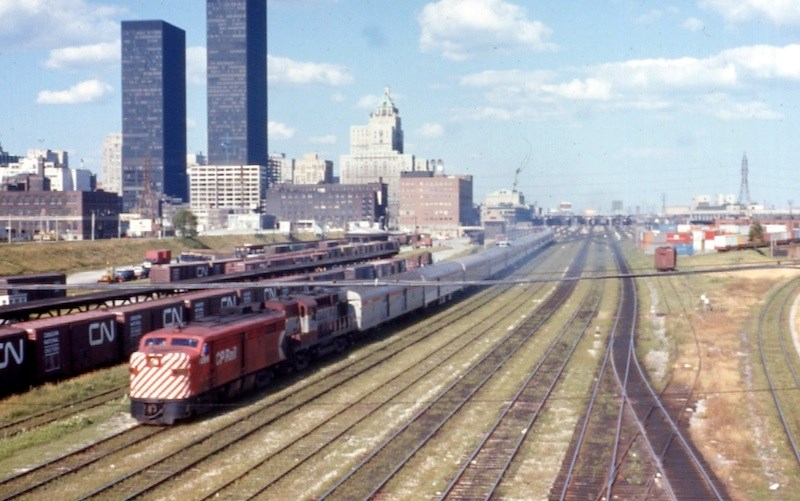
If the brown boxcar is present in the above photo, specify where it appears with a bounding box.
[180,289,240,321]
[107,296,186,356]
[655,246,677,272]
[20,311,120,379]
[109,307,153,357]
[0,326,31,395]
[149,262,213,283]
[19,319,72,380]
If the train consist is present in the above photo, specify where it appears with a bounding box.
[150,240,399,283]
[0,254,422,397]
[129,230,554,424]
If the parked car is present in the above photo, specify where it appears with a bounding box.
[114,268,136,282]
[133,265,149,279]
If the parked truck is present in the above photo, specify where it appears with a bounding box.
[144,249,172,265]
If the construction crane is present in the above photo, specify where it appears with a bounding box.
[512,138,532,193]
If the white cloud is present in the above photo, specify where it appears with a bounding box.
[720,44,800,80]
[540,78,611,100]
[268,121,296,139]
[45,40,119,69]
[701,0,800,24]
[187,46,207,86]
[331,92,346,103]
[268,55,353,86]
[310,135,336,144]
[459,43,799,121]
[417,123,445,138]
[0,0,123,50]
[36,79,113,104]
[713,100,782,120]
[418,0,555,61]
[357,94,381,109]
[682,17,705,31]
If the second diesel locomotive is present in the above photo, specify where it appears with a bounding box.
[130,230,554,424]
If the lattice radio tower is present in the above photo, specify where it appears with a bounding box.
[738,152,751,206]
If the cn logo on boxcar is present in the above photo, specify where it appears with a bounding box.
[0,339,24,369]
[89,322,116,346]
[162,307,183,327]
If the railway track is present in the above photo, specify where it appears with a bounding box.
[180,242,581,499]
[606,239,724,500]
[317,236,593,499]
[757,277,800,468]
[552,241,723,500]
[0,425,165,500]
[0,385,128,439]
[17,237,560,499]
[439,261,604,498]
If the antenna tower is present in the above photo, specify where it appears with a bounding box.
[738,152,751,206]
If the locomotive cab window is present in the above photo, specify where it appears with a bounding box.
[171,338,199,348]
[144,338,167,346]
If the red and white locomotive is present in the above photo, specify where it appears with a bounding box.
[130,230,554,424]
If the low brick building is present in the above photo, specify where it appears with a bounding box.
[0,189,120,240]
[264,182,387,229]
[398,171,474,237]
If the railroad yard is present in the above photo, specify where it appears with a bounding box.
[2,228,800,499]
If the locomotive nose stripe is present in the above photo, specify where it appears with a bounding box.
[131,353,190,399]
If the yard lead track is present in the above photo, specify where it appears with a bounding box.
[190,241,579,499]
[757,277,800,468]
[68,237,560,499]
[606,239,725,500]
[439,252,604,499]
[318,235,593,500]
[552,244,707,500]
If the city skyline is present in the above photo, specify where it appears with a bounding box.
[0,1,799,211]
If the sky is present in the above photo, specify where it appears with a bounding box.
[1,0,800,213]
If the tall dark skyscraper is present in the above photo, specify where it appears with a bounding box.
[207,0,267,166]
[121,20,187,213]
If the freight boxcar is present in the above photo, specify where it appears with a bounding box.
[655,246,677,272]
[106,296,187,356]
[179,289,242,321]
[149,262,213,283]
[20,310,119,380]
[0,326,31,396]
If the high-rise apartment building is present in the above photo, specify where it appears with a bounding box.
[340,88,418,228]
[207,0,267,166]
[294,153,333,185]
[268,153,294,186]
[102,133,122,195]
[121,20,187,213]
[188,164,267,214]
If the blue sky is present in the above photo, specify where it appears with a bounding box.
[1,0,800,212]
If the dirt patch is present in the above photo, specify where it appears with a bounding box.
[678,269,800,498]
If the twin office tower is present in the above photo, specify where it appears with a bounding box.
[121,0,266,212]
